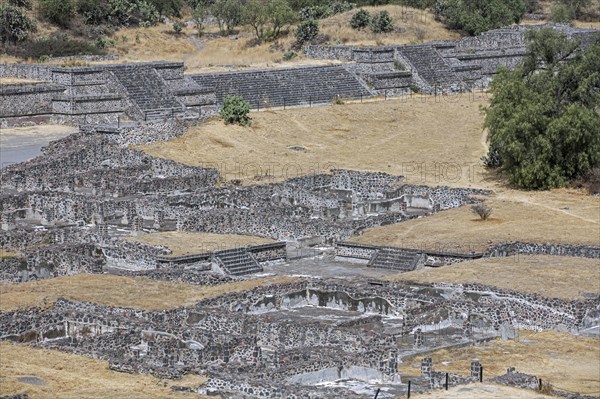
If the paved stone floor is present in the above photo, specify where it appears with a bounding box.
[261,254,399,280]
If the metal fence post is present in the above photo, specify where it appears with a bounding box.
[407,380,411,398]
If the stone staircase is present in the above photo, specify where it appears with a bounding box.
[111,67,185,120]
[368,248,421,272]
[191,65,370,109]
[214,248,263,276]
[397,45,464,93]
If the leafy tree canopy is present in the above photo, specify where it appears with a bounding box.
[483,29,600,190]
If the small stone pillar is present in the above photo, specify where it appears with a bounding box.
[471,360,482,379]
[421,357,433,377]
[153,210,164,229]
[1,212,15,231]
[414,328,423,347]
[463,318,473,338]
[252,346,262,364]
[175,218,184,231]
[131,216,144,236]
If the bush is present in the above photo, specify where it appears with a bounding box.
[220,95,251,126]
[550,3,574,23]
[7,0,32,9]
[299,4,330,19]
[483,29,600,189]
[39,0,74,27]
[283,49,297,60]
[436,0,526,36]
[77,0,111,25]
[6,34,104,58]
[0,3,36,44]
[295,18,318,45]
[95,34,115,48]
[172,21,184,33]
[330,1,355,14]
[108,0,160,26]
[471,203,492,220]
[370,10,393,33]
[350,9,370,29]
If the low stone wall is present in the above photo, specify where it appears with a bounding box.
[0,83,64,120]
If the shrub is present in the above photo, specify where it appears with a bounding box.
[526,0,541,13]
[39,0,74,27]
[95,34,115,48]
[108,0,159,26]
[332,94,345,105]
[220,95,251,126]
[550,3,574,23]
[283,49,297,60]
[77,0,111,25]
[0,3,36,44]
[6,34,104,58]
[370,10,393,33]
[350,9,370,30]
[7,0,32,9]
[484,29,600,189]
[295,18,318,45]
[436,0,526,36]
[330,1,355,14]
[172,21,184,33]
[299,4,330,20]
[471,203,492,220]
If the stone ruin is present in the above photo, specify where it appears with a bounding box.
[1,23,599,399]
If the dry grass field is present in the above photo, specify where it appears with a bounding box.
[0,343,209,399]
[408,383,555,399]
[128,232,275,256]
[0,78,41,85]
[350,195,599,252]
[399,331,600,395]
[141,94,489,186]
[106,5,457,71]
[0,274,298,311]
[390,255,600,300]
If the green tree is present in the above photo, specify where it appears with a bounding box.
[211,0,242,35]
[192,4,208,35]
[77,0,111,25]
[295,18,318,45]
[557,0,591,19]
[39,0,74,27]
[266,0,295,37]
[370,10,394,33]
[0,3,36,44]
[350,9,370,30]
[243,0,268,39]
[550,3,574,23]
[436,0,526,36]
[220,95,251,126]
[483,29,600,189]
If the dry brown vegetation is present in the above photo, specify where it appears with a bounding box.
[0,343,209,399]
[0,274,298,311]
[399,331,600,395]
[0,78,41,85]
[408,383,556,399]
[350,195,600,252]
[106,5,456,71]
[128,232,275,256]
[0,249,18,259]
[141,94,489,186]
[390,255,600,300]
